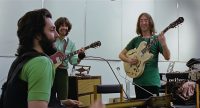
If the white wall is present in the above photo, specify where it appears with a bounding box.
[0,0,199,103]
[0,0,43,94]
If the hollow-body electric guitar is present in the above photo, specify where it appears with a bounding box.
[124,17,184,78]
[50,41,101,68]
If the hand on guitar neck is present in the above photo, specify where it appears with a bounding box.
[77,48,85,60]
[157,32,167,46]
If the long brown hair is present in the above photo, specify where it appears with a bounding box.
[16,8,52,56]
[136,12,155,36]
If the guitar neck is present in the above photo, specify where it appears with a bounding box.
[65,45,90,58]
[162,26,170,34]
[144,17,184,52]
[144,26,171,52]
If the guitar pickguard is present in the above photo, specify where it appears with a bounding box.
[124,41,153,78]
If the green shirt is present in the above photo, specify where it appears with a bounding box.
[125,35,163,87]
[54,37,78,69]
[20,56,55,102]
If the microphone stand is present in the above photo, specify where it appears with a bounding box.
[85,56,130,100]
[115,67,154,97]
[132,81,154,96]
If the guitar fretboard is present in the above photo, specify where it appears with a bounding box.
[64,41,101,59]
[65,45,91,59]
[142,25,171,53]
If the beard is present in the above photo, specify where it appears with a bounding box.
[39,33,57,56]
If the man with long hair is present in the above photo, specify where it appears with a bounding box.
[119,12,170,107]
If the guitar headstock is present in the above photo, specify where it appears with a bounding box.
[163,17,184,33]
[169,17,184,29]
[89,41,101,48]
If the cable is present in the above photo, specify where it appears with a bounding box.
[85,56,130,99]
[115,66,154,96]
[116,67,131,99]
[85,56,155,98]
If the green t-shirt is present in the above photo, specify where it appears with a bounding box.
[20,56,55,102]
[125,35,163,87]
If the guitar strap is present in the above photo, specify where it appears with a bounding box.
[147,38,150,45]
[145,36,154,53]
[149,36,154,45]
[63,38,69,53]
[146,36,154,47]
